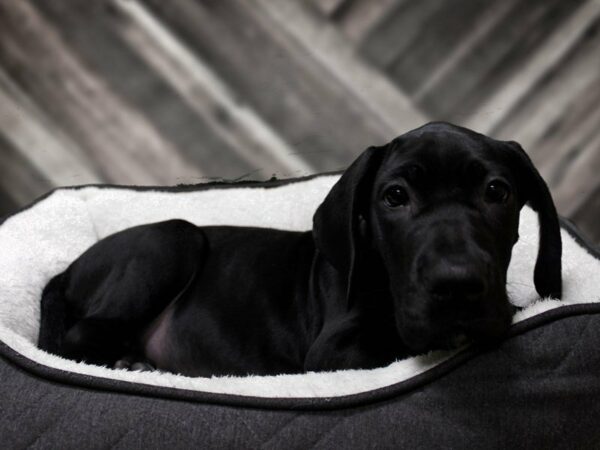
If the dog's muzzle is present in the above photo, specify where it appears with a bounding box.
[395,253,513,353]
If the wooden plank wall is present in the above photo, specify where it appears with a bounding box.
[0,0,598,244]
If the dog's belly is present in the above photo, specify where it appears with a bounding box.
[141,301,176,370]
[139,290,309,376]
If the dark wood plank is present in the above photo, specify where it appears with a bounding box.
[114,0,314,178]
[358,0,443,69]
[530,60,600,178]
[571,183,600,245]
[0,68,103,187]
[494,13,600,148]
[551,127,600,216]
[0,1,201,185]
[31,0,258,181]
[418,0,585,119]
[251,0,426,134]
[0,132,53,207]
[335,0,405,43]
[386,0,504,95]
[308,0,349,17]
[465,0,600,135]
[143,0,392,171]
[33,0,309,180]
[0,190,19,219]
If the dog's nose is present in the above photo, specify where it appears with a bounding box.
[428,265,486,302]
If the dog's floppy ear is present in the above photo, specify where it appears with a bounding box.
[507,141,562,299]
[313,145,388,279]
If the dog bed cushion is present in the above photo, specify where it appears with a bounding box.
[1,174,600,448]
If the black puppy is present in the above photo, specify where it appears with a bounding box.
[38,122,562,377]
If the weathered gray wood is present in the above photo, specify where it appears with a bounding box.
[0,189,18,218]
[417,0,582,119]
[250,0,426,135]
[0,68,102,187]
[468,0,600,135]
[309,0,348,17]
[412,0,516,102]
[0,0,201,185]
[0,133,53,206]
[552,129,600,216]
[541,95,600,187]
[33,0,292,180]
[489,15,600,156]
[334,0,400,43]
[571,184,600,244]
[359,0,443,70]
[388,0,503,96]
[113,0,313,177]
[0,0,596,243]
[143,0,401,171]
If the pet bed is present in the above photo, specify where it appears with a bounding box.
[1,173,600,448]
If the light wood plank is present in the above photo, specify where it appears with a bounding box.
[249,0,427,135]
[536,80,600,184]
[466,0,600,134]
[0,69,101,187]
[413,1,515,102]
[143,0,404,171]
[417,0,578,119]
[309,0,349,17]
[33,0,260,180]
[552,129,600,216]
[358,0,442,70]
[113,0,313,177]
[0,189,18,217]
[0,133,53,206]
[570,184,600,244]
[382,0,506,98]
[336,0,401,43]
[488,19,600,154]
[0,0,202,185]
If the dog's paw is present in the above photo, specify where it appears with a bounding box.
[131,361,155,372]
[113,357,156,372]
[113,359,132,370]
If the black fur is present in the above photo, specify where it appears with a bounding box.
[38,122,562,376]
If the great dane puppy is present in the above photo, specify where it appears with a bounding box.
[38,122,562,377]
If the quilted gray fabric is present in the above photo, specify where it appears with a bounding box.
[3,309,600,449]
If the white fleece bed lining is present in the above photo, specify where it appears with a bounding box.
[0,175,599,399]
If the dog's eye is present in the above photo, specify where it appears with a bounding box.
[384,185,409,207]
[485,180,510,203]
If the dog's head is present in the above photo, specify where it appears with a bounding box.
[313,122,561,353]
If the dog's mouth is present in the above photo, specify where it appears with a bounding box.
[396,292,515,355]
[400,321,508,355]
[429,320,507,351]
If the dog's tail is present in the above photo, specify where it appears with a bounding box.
[38,273,70,355]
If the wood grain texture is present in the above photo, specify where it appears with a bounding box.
[33,0,253,180]
[333,0,399,43]
[0,68,101,187]
[114,0,313,177]
[0,0,597,243]
[0,0,201,185]
[466,0,600,134]
[0,133,53,206]
[143,0,397,171]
